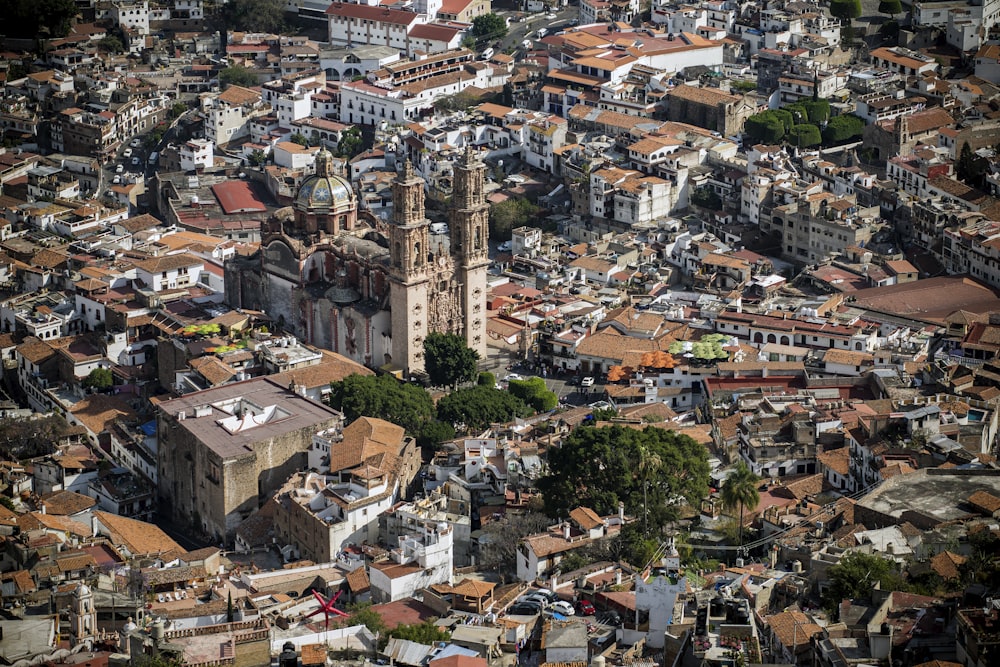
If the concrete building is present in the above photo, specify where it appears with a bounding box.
[369,519,453,602]
[156,377,345,543]
[664,83,755,137]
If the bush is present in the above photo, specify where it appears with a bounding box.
[830,0,862,20]
[822,114,866,145]
[789,124,822,147]
[744,111,786,144]
[691,186,722,210]
[802,99,830,123]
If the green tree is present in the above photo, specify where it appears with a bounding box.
[327,374,435,436]
[878,0,902,17]
[719,462,760,547]
[436,385,533,431]
[821,114,866,145]
[423,333,479,389]
[538,425,711,531]
[0,496,15,512]
[507,377,558,412]
[389,621,450,645]
[744,111,786,144]
[218,65,258,89]
[477,371,496,387]
[691,186,722,210]
[336,127,363,158]
[789,124,822,147]
[830,0,863,45]
[220,0,288,33]
[83,368,114,391]
[785,103,809,125]
[290,133,309,147]
[802,99,831,123]
[489,197,539,240]
[471,13,508,41]
[226,591,234,623]
[248,149,267,167]
[823,552,907,615]
[8,0,78,38]
[169,102,188,120]
[346,602,388,640]
[98,35,125,53]
[958,141,974,181]
[731,80,757,93]
[416,420,456,449]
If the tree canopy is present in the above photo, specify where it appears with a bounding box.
[507,377,558,412]
[470,13,508,41]
[0,415,70,460]
[436,385,533,431]
[822,552,907,615]
[8,0,78,39]
[830,0,863,20]
[489,197,538,241]
[220,0,288,33]
[720,462,760,546]
[83,368,114,391]
[789,124,822,147]
[878,0,902,16]
[691,186,722,210]
[389,621,450,645]
[327,374,435,435]
[478,511,551,581]
[423,333,479,388]
[336,127,364,158]
[538,425,711,533]
[744,111,788,144]
[821,114,866,145]
[218,66,258,89]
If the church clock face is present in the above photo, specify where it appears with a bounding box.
[473,287,482,298]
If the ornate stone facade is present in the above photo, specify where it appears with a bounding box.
[225,148,488,374]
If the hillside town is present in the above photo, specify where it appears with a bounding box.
[2,0,1000,666]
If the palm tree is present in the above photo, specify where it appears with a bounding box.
[720,462,761,548]
[637,444,662,535]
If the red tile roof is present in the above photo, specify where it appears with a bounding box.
[211,181,268,214]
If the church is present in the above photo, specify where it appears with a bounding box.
[225,147,490,375]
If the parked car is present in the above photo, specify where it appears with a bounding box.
[549,600,575,616]
[430,222,449,235]
[509,603,540,615]
[581,376,595,387]
[130,138,141,147]
[522,39,532,49]
[115,164,124,174]
[498,241,512,252]
[577,599,596,616]
[123,148,133,158]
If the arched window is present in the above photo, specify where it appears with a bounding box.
[413,242,422,266]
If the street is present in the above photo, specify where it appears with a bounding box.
[482,345,607,408]
[494,5,580,54]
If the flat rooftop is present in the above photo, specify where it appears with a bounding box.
[158,377,343,459]
[856,468,1000,525]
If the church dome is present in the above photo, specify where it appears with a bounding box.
[294,149,355,214]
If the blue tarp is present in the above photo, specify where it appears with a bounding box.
[140,421,156,436]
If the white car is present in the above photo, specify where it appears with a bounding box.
[581,376,595,387]
[522,39,532,49]
[157,593,165,603]
[545,13,557,19]
[503,373,523,383]
[130,138,141,147]
[113,174,122,184]
[123,148,133,158]
[115,164,124,174]
[549,601,575,616]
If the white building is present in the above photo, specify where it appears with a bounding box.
[326,2,425,49]
[369,520,453,602]
[273,142,319,170]
[201,85,267,146]
[178,139,213,171]
[130,253,205,292]
[111,0,150,36]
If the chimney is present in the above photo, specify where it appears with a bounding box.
[618,501,625,522]
[563,522,571,540]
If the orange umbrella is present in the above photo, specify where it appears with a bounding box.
[607,366,625,382]
[640,352,655,368]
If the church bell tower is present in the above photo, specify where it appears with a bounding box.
[389,160,430,373]
[449,146,489,359]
